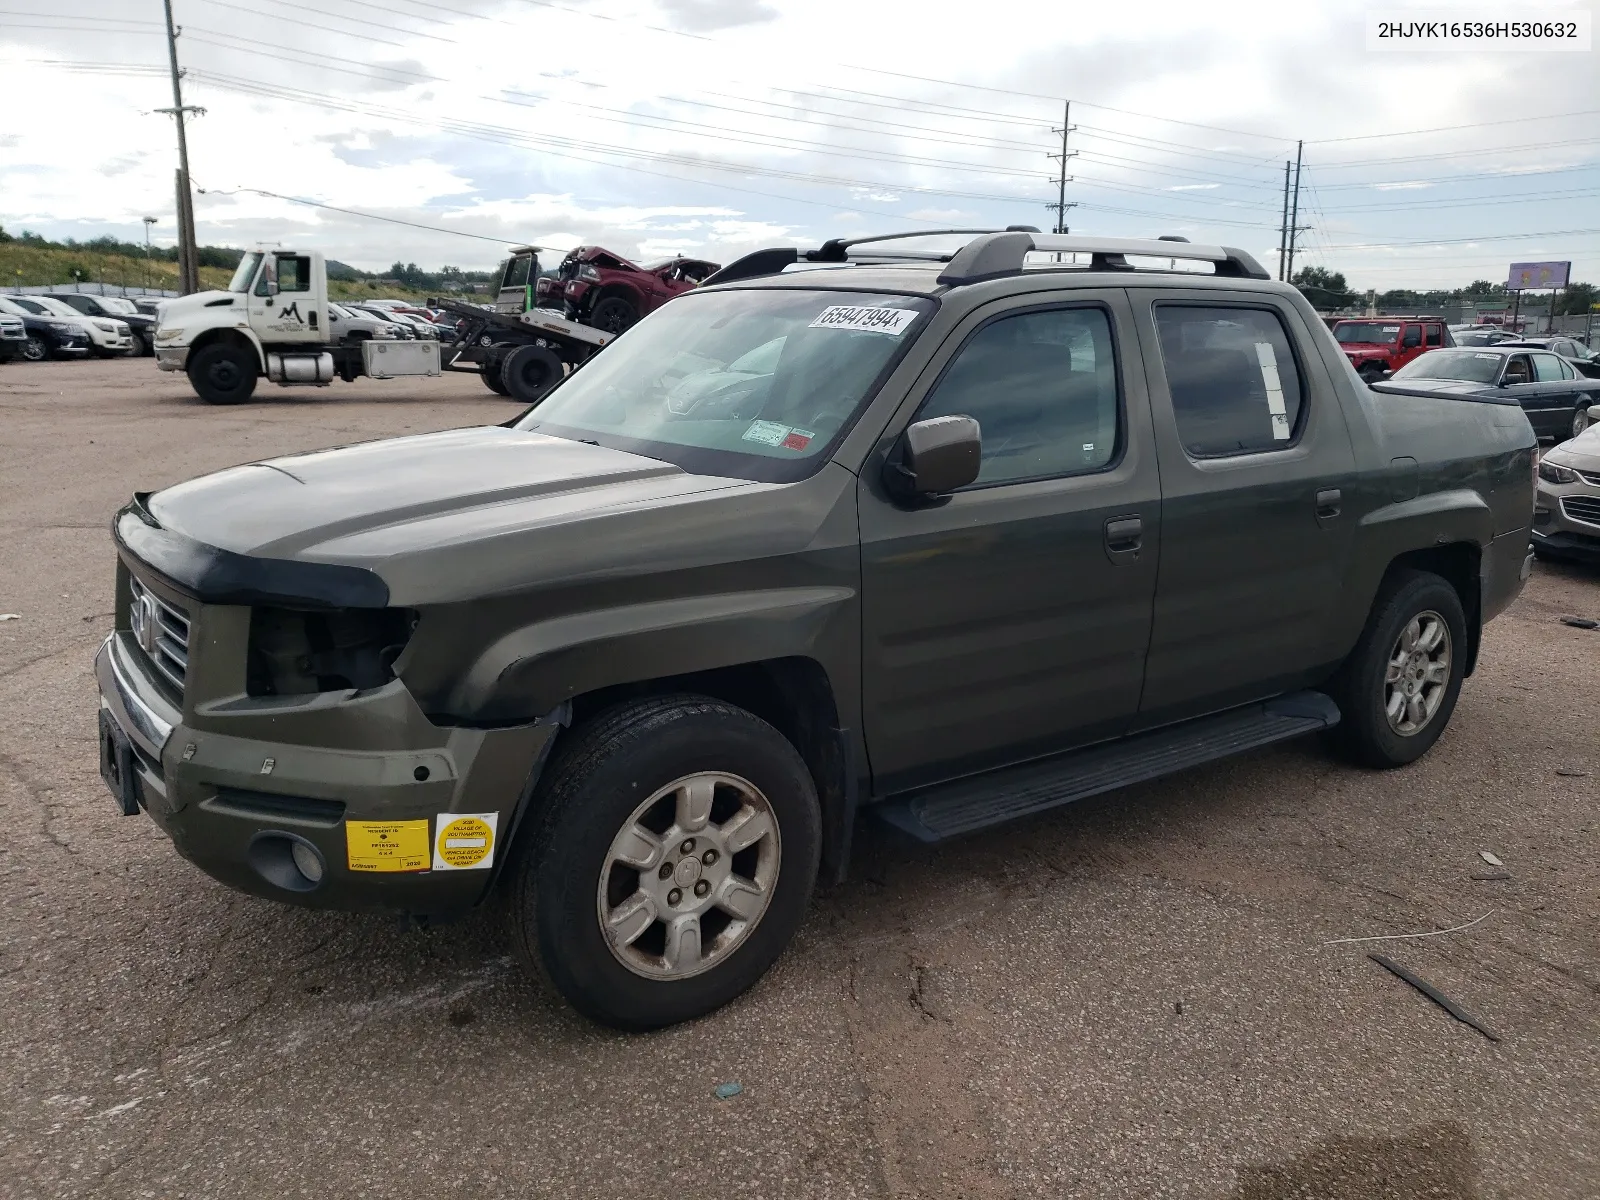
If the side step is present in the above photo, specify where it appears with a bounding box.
[873,691,1340,843]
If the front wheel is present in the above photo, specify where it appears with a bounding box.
[187,342,258,405]
[21,335,47,362]
[510,695,821,1030]
[1329,570,1467,768]
[588,296,638,335]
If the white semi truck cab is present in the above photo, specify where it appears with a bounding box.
[154,247,440,404]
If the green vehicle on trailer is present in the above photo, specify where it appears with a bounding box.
[97,230,1535,1029]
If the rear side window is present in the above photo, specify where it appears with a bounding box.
[1532,353,1567,383]
[1425,324,1443,346]
[916,306,1120,486]
[1153,306,1304,457]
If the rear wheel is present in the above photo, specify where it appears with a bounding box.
[509,695,821,1030]
[187,342,258,405]
[1572,403,1592,440]
[588,296,638,336]
[1330,570,1467,768]
[501,344,564,404]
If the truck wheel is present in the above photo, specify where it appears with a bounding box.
[187,342,258,405]
[501,344,563,403]
[480,357,510,395]
[588,296,638,335]
[509,694,822,1030]
[1330,570,1467,769]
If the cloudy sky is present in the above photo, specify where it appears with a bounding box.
[2,0,1597,291]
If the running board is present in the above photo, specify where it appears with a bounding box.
[873,691,1340,843]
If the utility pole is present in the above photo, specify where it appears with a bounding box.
[1285,140,1305,284]
[1046,101,1077,258]
[142,216,156,292]
[1277,161,1291,280]
[157,0,204,294]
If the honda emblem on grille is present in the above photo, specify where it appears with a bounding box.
[131,593,161,655]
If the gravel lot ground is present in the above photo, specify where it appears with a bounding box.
[1,357,1597,1200]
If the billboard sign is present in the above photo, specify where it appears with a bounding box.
[1507,261,1571,291]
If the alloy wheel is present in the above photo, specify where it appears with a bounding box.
[1574,406,1592,440]
[596,771,780,980]
[1383,610,1452,736]
[22,336,46,362]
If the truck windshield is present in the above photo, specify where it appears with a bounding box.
[517,289,935,483]
[1334,322,1400,344]
[228,252,263,293]
[1391,350,1504,384]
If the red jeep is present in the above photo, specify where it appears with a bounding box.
[1331,315,1455,382]
[538,246,721,334]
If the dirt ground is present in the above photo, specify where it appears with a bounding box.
[1,357,1596,1199]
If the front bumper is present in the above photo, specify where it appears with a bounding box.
[94,630,554,917]
[1533,477,1600,558]
[155,345,188,371]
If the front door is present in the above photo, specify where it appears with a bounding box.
[859,291,1161,794]
[1132,291,1359,727]
[247,252,321,345]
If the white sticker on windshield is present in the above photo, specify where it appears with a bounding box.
[809,305,919,336]
[1254,342,1292,441]
[1474,353,1499,361]
[742,420,791,446]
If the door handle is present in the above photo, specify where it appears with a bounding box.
[1104,515,1143,563]
[1315,487,1342,520]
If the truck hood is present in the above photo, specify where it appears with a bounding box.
[154,290,236,329]
[1338,342,1395,356]
[146,426,741,561]
[1371,378,1496,396]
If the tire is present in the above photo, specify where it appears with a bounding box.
[481,356,510,395]
[510,694,822,1030]
[21,336,47,362]
[500,344,563,403]
[139,332,155,357]
[1358,364,1385,385]
[588,296,638,335]
[187,341,258,405]
[1572,403,1592,441]
[1329,569,1468,769]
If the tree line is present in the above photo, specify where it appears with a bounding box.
[1291,265,1596,315]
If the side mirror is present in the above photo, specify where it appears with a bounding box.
[264,281,279,297]
[885,416,982,500]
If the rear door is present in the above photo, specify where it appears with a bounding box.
[1131,289,1359,727]
[859,289,1160,792]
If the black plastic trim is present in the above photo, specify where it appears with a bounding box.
[113,495,390,609]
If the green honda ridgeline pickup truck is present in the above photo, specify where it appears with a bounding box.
[96,231,1536,1029]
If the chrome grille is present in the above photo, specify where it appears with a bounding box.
[1575,468,1600,487]
[1560,496,1600,527]
[129,575,190,693]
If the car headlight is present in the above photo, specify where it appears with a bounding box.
[578,264,601,282]
[1538,460,1578,484]
[116,322,130,334]
[93,320,115,332]
[49,321,76,332]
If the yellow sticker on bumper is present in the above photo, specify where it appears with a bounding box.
[433,812,499,871]
[346,819,431,873]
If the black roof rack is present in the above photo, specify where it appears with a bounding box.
[699,229,1270,289]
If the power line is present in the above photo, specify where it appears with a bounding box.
[1308,107,1600,144]
[198,186,524,242]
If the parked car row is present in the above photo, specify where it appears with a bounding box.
[1374,343,1600,442]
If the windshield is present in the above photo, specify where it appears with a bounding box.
[1334,322,1400,344]
[33,297,83,317]
[1455,331,1504,346]
[6,297,50,315]
[228,252,263,293]
[517,288,935,482]
[1392,350,1504,384]
[97,297,137,314]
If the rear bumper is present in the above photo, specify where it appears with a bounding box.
[94,632,554,918]
[1481,526,1534,624]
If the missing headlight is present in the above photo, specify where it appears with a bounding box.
[247,606,418,697]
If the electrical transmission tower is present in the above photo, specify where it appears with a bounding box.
[1046,101,1078,238]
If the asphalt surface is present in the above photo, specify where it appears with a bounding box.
[1,357,1596,1199]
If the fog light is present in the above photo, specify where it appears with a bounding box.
[247,831,326,892]
[292,840,325,883]
[1533,506,1552,526]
